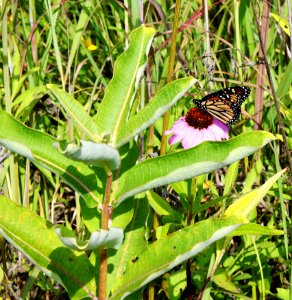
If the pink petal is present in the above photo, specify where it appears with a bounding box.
[182,126,196,147]
[169,134,182,145]
[166,112,230,149]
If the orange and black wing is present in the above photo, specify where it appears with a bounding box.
[194,86,250,125]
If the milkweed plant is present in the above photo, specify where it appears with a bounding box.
[0,26,285,299]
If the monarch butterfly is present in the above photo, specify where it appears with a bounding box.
[193,86,250,125]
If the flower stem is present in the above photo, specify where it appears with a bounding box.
[98,171,113,300]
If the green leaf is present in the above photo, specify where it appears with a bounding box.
[108,197,149,293]
[229,223,284,236]
[224,169,286,218]
[110,215,247,299]
[168,269,187,299]
[276,59,292,98]
[0,196,96,299]
[156,224,172,240]
[242,157,263,193]
[95,26,156,145]
[55,226,124,251]
[223,161,239,196]
[212,268,239,293]
[0,110,102,207]
[276,288,290,300]
[115,131,275,205]
[12,85,47,120]
[0,263,3,283]
[47,84,102,142]
[117,77,197,148]
[147,190,183,222]
[55,140,121,171]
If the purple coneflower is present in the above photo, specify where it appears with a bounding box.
[166,108,229,149]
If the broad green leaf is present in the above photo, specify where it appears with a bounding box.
[55,226,123,251]
[224,169,286,218]
[111,199,135,230]
[115,131,275,205]
[95,26,156,145]
[110,215,247,299]
[117,77,197,148]
[47,85,102,142]
[229,223,284,236]
[0,110,103,207]
[72,144,139,233]
[108,197,149,293]
[0,196,96,299]
[55,140,121,171]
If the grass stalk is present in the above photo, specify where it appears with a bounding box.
[160,0,182,156]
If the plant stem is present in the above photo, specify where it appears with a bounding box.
[203,0,213,90]
[98,172,113,300]
[254,1,269,130]
[160,0,181,156]
[186,179,194,299]
[251,1,292,173]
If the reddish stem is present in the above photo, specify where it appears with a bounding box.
[98,172,113,300]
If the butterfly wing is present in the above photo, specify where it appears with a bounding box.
[194,99,240,125]
[194,86,250,125]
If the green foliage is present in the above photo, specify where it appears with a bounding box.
[0,1,291,299]
[115,131,275,205]
[0,196,96,299]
